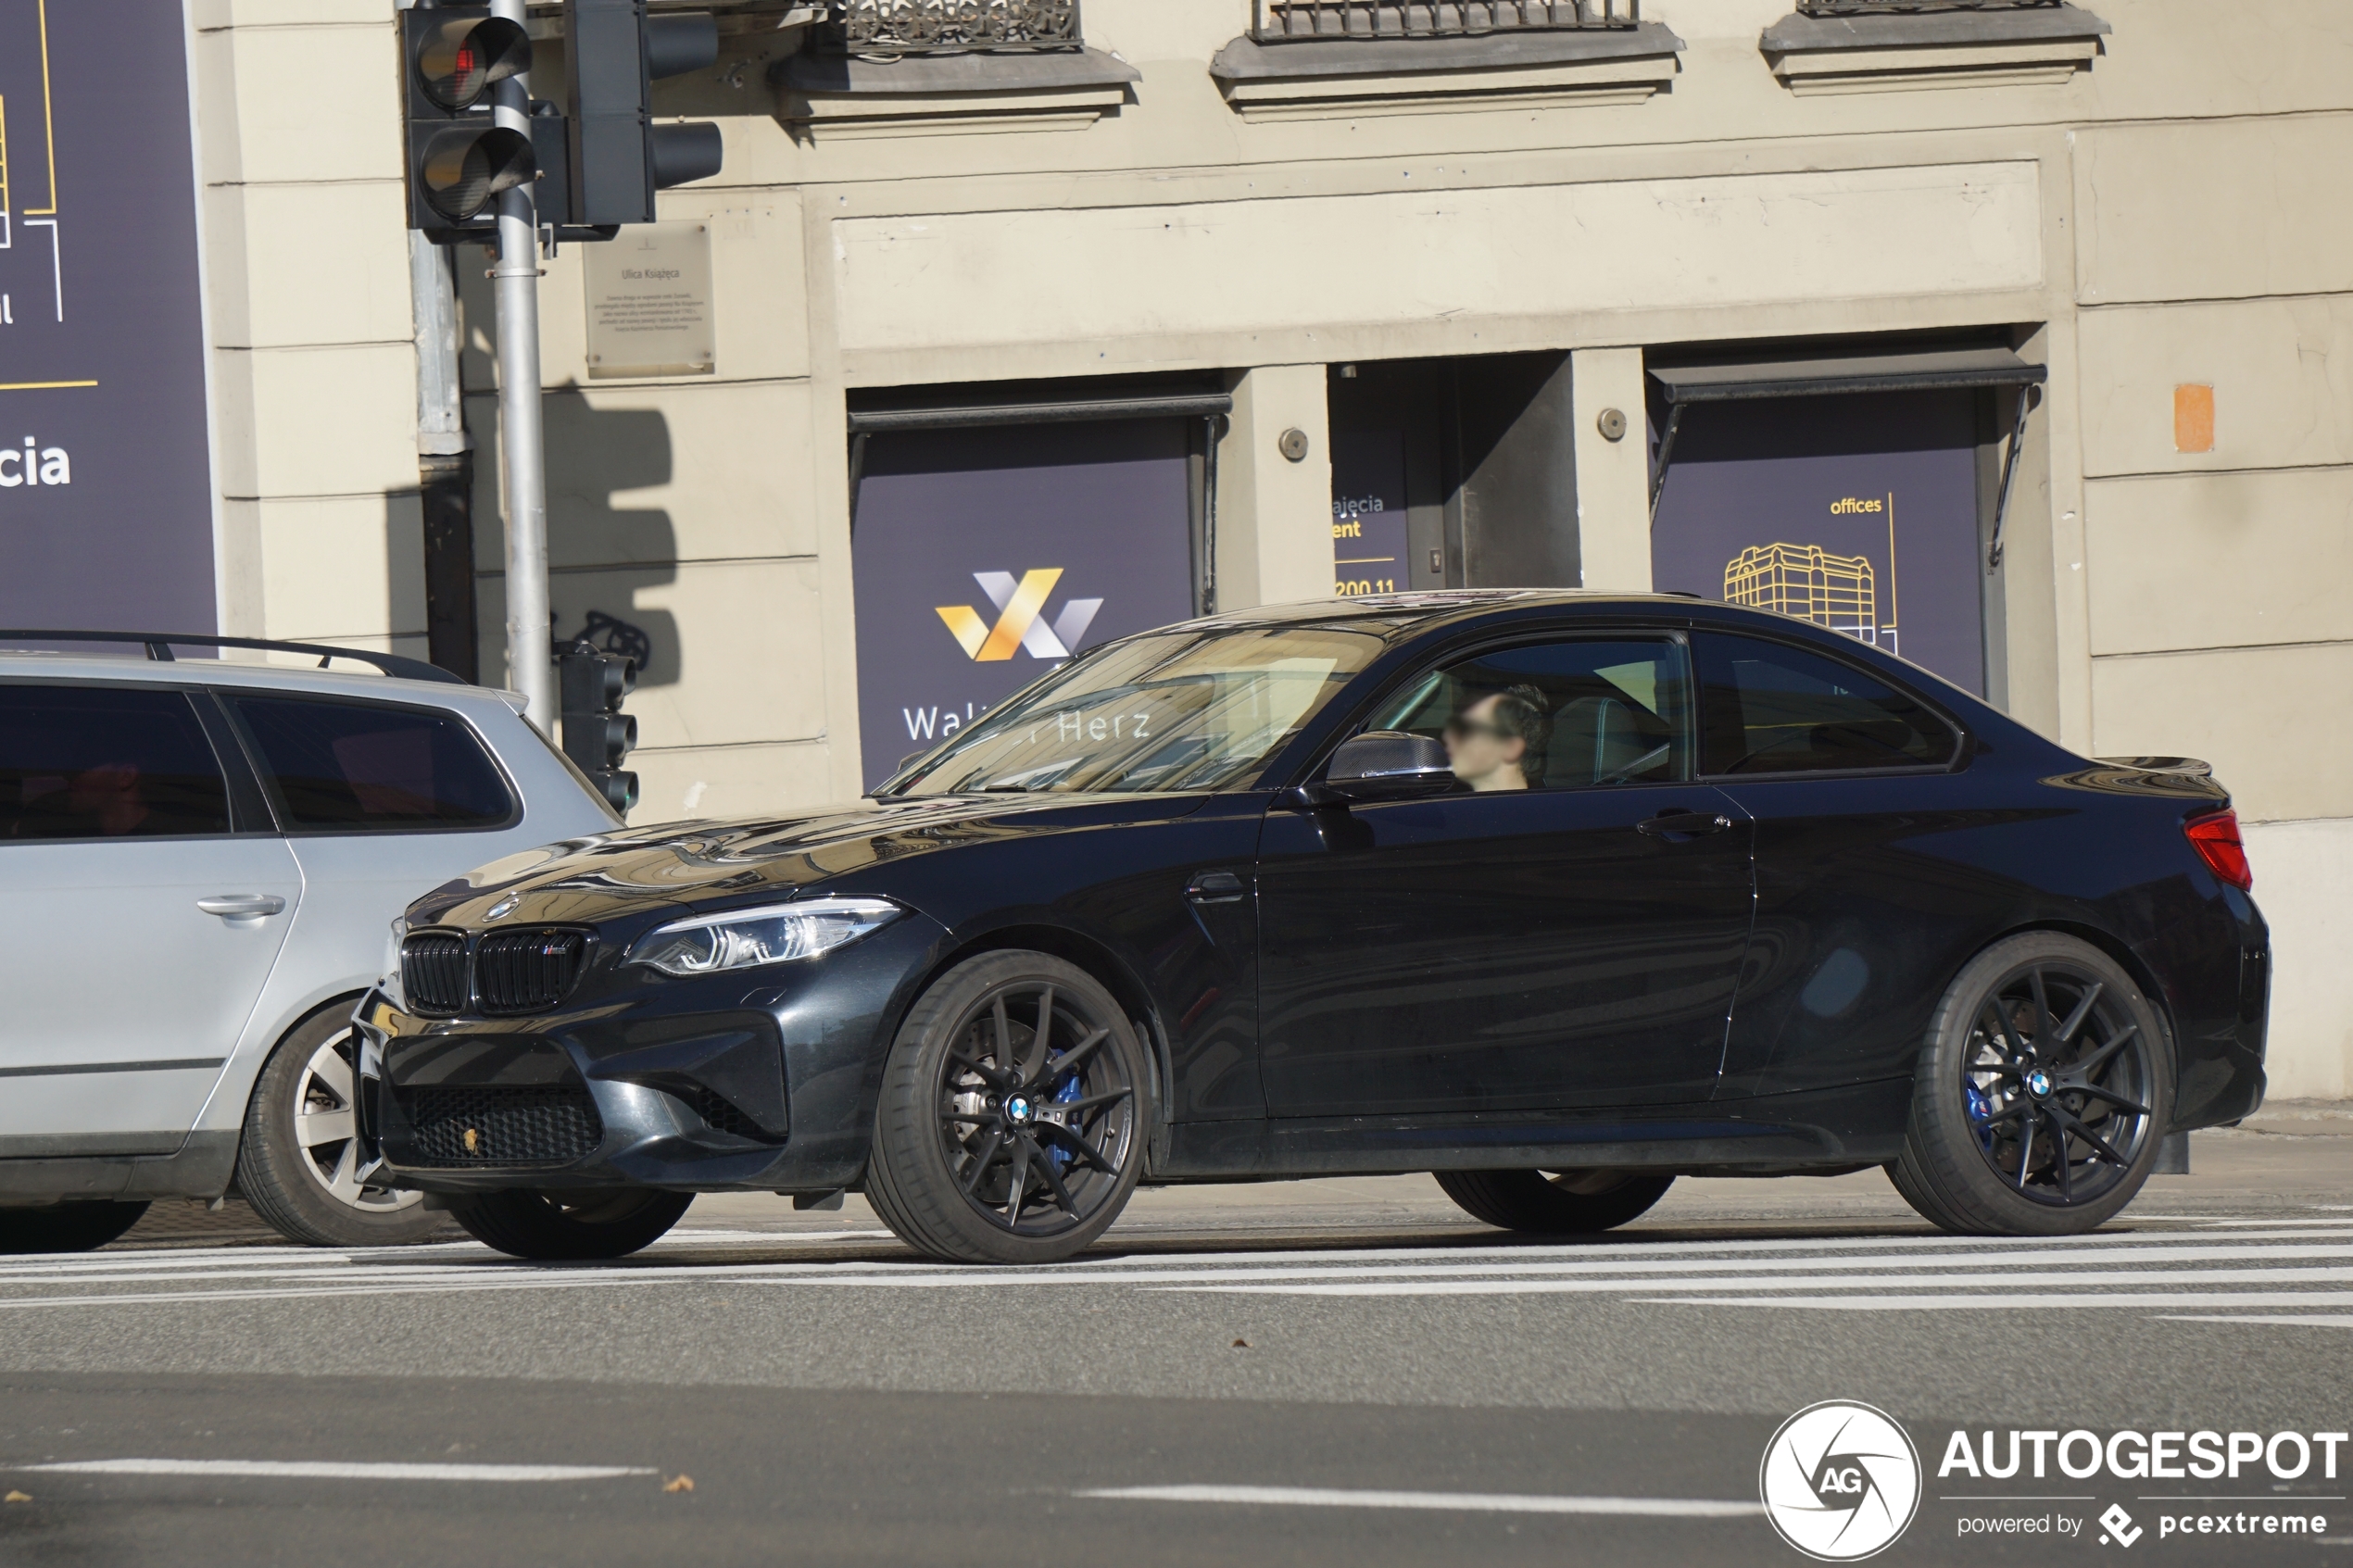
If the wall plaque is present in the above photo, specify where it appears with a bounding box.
[584,222,715,380]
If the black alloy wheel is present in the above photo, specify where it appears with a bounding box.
[1893,932,2171,1236]
[866,951,1147,1264]
[1435,1169,1675,1235]
[445,1188,694,1261]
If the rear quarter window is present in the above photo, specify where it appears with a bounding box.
[1694,633,1958,776]
[231,696,514,831]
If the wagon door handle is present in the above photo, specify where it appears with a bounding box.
[1635,811,1733,839]
[1186,871,1247,904]
[197,894,287,920]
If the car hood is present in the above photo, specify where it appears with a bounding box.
[409,793,1211,928]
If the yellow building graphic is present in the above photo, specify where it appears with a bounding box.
[1724,544,1878,635]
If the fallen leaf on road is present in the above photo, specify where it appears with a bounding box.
[662,1474,696,1494]
[1231,1338,1249,1348]
[4,1490,30,1503]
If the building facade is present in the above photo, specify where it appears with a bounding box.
[20,0,2353,1098]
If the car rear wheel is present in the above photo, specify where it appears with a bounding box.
[866,950,1148,1265]
[1891,932,2171,1236]
[237,1005,447,1248]
[445,1189,694,1261]
[1434,1169,1675,1234]
[0,1201,150,1254]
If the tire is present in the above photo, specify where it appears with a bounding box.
[867,950,1149,1265]
[445,1189,694,1261]
[1435,1169,1675,1235]
[1891,931,2171,1236]
[237,1004,446,1248]
[0,1201,150,1254]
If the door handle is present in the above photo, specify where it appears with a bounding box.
[197,894,287,920]
[1186,871,1247,904]
[1635,812,1733,839]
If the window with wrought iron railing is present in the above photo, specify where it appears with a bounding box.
[1794,0,2061,14]
[1251,1,1641,44]
[819,0,1083,54]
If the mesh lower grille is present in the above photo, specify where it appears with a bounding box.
[398,1084,602,1167]
[675,1085,773,1141]
[400,934,469,1015]
[475,930,589,1015]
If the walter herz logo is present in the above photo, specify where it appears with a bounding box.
[936,570,1101,662]
[1760,1401,1923,1561]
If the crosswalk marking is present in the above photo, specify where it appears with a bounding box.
[1,1214,2347,1325]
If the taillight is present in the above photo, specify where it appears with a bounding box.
[2184,809,2252,892]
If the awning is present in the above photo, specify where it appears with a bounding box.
[1648,345,2046,405]
[1646,347,2045,567]
[848,392,1232,435]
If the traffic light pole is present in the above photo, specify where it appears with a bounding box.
[489,0,555,736]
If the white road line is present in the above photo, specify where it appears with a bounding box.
[1075,1484,1759,1518]
[738,1249,2353,1292]
[1629,1290,2353,1311]
[2155,1314,2353,1329]
[19,1459,652,1483]
[0,1276,694,1311]
[1156,1265,2353,1298]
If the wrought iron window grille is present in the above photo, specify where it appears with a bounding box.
[1794,0,2060,15]
[818,0,1083,54]
[1252,1,1640,44]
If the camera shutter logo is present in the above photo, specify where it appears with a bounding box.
[1759,1400,1921,1561]
[936,570,1103,662]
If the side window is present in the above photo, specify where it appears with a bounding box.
[1693,633,1957,776]
[0,685,232,840]
[232,696,514,831]
[1367,638,1692,791]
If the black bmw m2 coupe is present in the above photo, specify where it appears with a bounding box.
[353,593,2268,1263]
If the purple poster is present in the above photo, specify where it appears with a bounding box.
[0,0,216,633]
[1330,430,1407,598]
[851,420,1195,789]
[1651,392,1984,695]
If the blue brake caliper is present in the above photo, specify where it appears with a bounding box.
[1965,1079,1994,1151]
[1046,1071,1083,1173]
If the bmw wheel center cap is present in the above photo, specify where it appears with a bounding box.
[1006,1096,1033,1123]
[2025,1070,2053,1098]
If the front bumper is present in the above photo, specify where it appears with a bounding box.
[351,911,947,1194]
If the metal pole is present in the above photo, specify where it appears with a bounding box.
[490,0,554,734]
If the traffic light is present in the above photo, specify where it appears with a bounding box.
[401,8,537,234]
[564,0,724,227]
[557,642,639,814]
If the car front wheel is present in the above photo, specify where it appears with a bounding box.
[865,950,1149,1265]
[1435,1169,1675,1234]
[237,1005,446,1248]
[1891,931,2171,1236]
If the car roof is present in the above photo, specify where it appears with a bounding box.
[0,651,526,713]
[1171,589,1720,639]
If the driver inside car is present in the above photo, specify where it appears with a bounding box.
[1443,684,1550,792]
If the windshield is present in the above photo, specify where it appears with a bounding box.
[882,624,1387,797]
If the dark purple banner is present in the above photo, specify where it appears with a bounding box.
[1331,429,1407,599]
[0,0,215,633]
[1651,391,1984,695]
[850,420,1195,790]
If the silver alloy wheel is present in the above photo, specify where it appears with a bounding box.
[293,1030,422,1214]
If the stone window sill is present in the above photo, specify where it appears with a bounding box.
[773,48,1139,137]
[1209,24,1685,120]
[1759,4,2109,94]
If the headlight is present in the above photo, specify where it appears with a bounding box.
[623,897,901,977]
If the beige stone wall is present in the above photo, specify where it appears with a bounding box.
[208,0,2353,1093]
[194,0,423,659]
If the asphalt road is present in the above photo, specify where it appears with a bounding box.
[3,1110,2351,1568]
